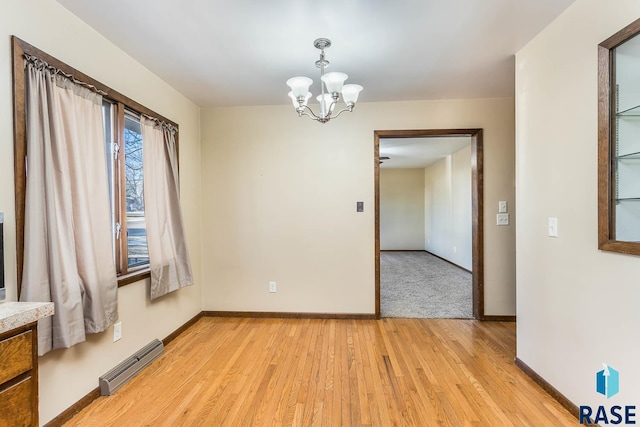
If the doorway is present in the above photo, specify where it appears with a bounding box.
[374,129,484,319]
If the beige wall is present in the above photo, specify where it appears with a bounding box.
[0,2,517,421]
[201,97,515,315]
[425,145,472,270]
[1,0,202,423]
[380,168,425,250]
[516,0,640,406]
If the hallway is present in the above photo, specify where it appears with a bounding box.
[381,251,472,318]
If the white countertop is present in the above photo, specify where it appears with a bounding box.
[0,302,55,334]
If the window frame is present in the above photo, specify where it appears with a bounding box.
[120,109,148,274]
[12,36,180,293]
[109,105,151,279]
[598,18,640,256]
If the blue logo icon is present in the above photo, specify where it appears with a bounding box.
[596,364,619,398]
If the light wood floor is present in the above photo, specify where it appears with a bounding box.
[65,317,576,426]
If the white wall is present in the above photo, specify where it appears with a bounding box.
[424,145,472,270]
[380,168,425,250]
[0,1,202,424]
[201,97,516,316]
[516,0,640,408]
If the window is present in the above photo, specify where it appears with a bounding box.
[104,103,150,277]
[123,112,149,269]
[13,36,180,291]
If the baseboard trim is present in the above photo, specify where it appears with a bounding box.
[514,357,579,421]
[162,312,204,347]
[44,388,100,427]
[423,250,473,274]
[483,315,516,322]
[203,311,377,320]
[45,311,205,427]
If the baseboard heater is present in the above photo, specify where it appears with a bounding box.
[99,339,164,396]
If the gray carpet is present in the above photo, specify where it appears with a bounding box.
[381,251,472,319]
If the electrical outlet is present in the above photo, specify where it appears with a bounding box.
[113,322,122,342]
[269,281,277,293]
[496,213,509,226]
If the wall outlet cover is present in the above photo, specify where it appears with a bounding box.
[496,213,509,226]
[113,322,122,342]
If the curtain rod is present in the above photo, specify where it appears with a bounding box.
[24,53,178,134]
[142,114,178,134]
[24,53,108,96]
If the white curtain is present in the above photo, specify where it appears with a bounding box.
[20,60,118,355]
[141,118,193,299]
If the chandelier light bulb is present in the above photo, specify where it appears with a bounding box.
[321,72,348,94]
[288,91,311,108]
[286,77,313,98]
[316,93,334,115]
[341,84,363,105]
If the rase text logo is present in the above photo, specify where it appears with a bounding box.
[579,364,636,425]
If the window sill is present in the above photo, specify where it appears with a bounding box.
[117,268,151,287]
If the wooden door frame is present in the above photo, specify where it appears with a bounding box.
[374,129,484,319]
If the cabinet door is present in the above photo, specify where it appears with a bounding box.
[598,17,640,255]
[0,331,32,385]
[0,377,33,427]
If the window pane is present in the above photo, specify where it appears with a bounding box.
[124,113,149,269]
[103,101,116,260]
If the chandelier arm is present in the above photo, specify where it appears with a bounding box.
[329,106,354,120]
[299,111,318,121]
[300,106,323,121]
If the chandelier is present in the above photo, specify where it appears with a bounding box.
[286,38,363,124]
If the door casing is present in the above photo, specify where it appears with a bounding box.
[374,129,484,319]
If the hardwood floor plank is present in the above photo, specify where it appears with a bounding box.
[63,318,577,426]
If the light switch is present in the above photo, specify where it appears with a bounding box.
[548,218,558,237]
[496,213,509,226]
[356,201,364,212]
[498,201,508,213]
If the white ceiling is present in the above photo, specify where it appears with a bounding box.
[56,0,574,108]
[379,137,471,169]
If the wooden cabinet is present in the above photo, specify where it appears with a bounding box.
[0,322,38,427]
